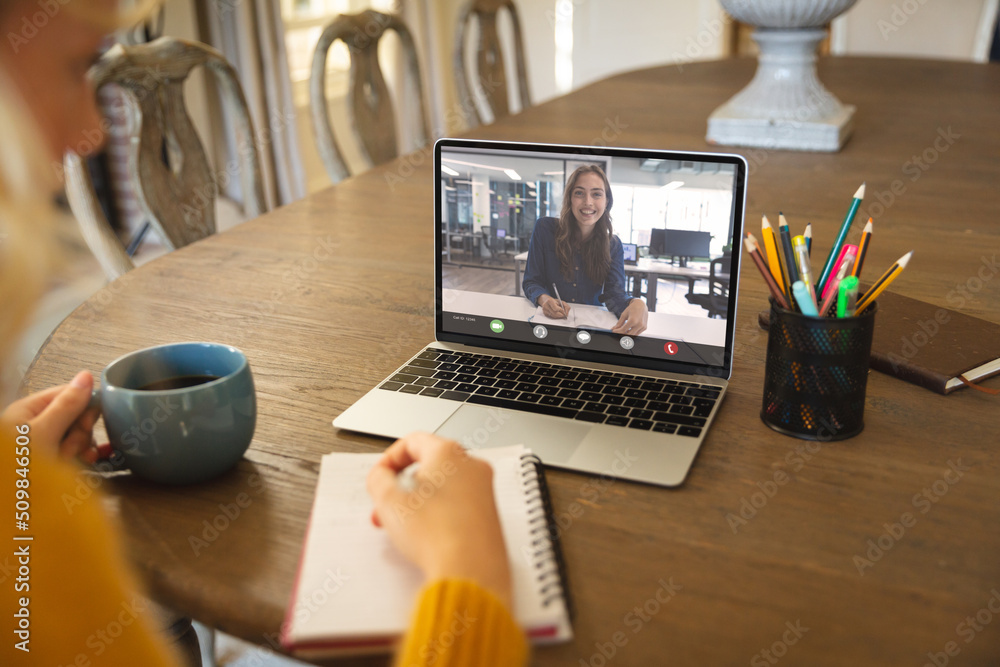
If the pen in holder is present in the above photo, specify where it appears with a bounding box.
[761,298,877,441]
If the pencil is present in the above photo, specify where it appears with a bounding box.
[855,250,914,315]
[851,218,873,279]
[816,183,866,295]
[761,215,786,296]
[745,233,790,310]
[778,214,799,288]
[804,223,812,257]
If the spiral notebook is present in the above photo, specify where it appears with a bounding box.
[281,445,573,658]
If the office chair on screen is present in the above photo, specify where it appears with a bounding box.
[685,254,731,319]
[311,10,431,183]
[63,37,267,281]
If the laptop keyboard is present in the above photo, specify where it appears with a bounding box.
[378,348,721,438]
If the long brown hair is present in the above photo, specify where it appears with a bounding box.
[555,164,614,284]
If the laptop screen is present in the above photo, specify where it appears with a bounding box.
[435,139,747,378]
[622,243,638,263]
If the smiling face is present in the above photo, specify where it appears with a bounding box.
[569,172,608,238]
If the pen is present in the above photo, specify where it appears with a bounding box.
[792,281,818,316]
[816,183,866,295]
[837,276,859,318]
[744,233,790,310]
[792,235,815,308]
[818,246,856,317]
[820,244,857,305]
[552,283,567,316]
[856,250,914,315]
[398,463,419,492]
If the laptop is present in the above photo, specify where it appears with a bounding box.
[334,139,747,487]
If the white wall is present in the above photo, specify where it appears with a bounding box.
[834,0,996,62]
[428,0,727,133]
[568,0,727,89]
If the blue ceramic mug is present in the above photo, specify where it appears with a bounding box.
[90,342,256,485]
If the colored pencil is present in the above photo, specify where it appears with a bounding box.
[851,218,873,279]
[804,223,812,257]
[778,214,799,287]
[816,183,866,295]
[745,233,790,310]
[761,215,786,297]
[856,250,914,314]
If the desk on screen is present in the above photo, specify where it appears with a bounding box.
[442,289,727,347]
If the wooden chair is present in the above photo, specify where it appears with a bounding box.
[310,10,431,183]
[64,37,266,281]
[454,0,532,127]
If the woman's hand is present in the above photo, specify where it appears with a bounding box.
[0,371,101,463]
[366,432,512,606]
[538,294,570,319]
[612,298,648,335]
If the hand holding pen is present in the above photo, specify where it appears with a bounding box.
[539,284,570,319]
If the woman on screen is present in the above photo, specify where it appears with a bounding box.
[522,164,648,335]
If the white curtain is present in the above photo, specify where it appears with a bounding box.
[198,0,306,209]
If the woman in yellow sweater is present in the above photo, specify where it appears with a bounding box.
[0,1,527,665]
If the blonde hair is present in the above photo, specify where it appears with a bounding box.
[0,71,60,367]
[0,0,161,368]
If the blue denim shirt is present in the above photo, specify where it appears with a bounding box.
[522,217,632,317]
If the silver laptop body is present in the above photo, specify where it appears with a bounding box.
[334,139,748,487]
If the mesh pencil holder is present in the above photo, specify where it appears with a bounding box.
[761,299,877,441]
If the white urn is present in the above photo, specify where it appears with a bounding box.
[707,0,860,152]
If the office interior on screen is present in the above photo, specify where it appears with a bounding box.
[440,149,737,321]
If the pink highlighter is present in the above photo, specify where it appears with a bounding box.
[820,244,858,303]
[818,245,858,316]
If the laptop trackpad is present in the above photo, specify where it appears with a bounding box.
[435,405,587,463]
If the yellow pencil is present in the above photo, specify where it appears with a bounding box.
[762,215,788,298]
[851,218,873,279]
[856,250,913,314]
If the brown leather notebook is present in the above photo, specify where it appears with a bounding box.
[758,291,1000,395]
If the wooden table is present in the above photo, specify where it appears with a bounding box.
[24,58,1000,665]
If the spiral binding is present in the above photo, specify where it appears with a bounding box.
[520,454,574,620]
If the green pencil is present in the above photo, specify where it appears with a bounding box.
[816,183,865,295]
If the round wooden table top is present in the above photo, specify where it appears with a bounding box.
[24,57,1000,665]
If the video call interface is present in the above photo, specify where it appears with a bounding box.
[438,144,744,372]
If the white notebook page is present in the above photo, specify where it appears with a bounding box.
[285,444,571,648]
